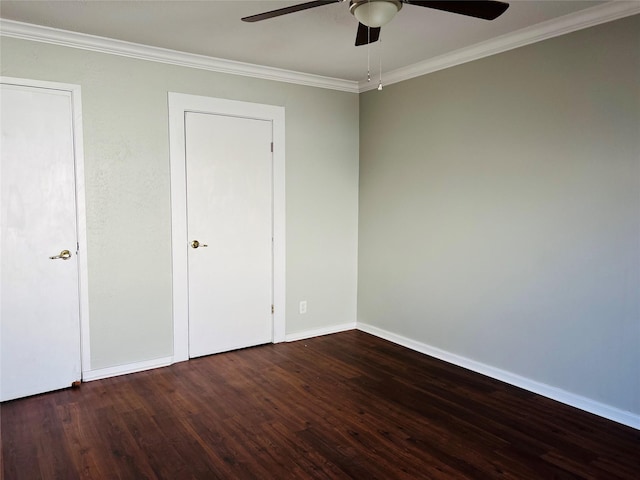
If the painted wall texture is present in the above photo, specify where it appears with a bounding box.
[358,15,640,415]
[1,38,359,370]
[2,13,638,420]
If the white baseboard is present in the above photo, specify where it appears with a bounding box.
[81,322,357,382]
[286,322,356,342]
[357,322,639,430]
[82,356,173,382]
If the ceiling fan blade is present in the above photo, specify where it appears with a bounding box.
[355,23,381,46]
[242,0,338,22]
[405,1,509,20]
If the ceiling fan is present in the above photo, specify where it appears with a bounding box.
[242,0,510,46]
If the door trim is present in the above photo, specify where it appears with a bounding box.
[168,92,286,362]
[0,76,91,376]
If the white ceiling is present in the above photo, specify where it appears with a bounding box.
[0,0,621,83]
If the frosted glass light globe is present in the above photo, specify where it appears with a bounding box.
[351,0,402,28]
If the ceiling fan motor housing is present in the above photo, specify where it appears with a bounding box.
[350,0,403,28]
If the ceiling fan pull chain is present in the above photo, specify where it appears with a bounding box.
[367,15,371,82]
[378,37,383,91]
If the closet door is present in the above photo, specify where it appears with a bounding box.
[1,83,82,401]
[185,111,273,358]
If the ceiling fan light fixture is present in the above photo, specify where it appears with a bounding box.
[350,0,402,28]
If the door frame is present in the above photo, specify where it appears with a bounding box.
[0,76,91,376]
[168,92,286,362]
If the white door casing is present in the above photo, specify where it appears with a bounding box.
[168,93,285,362]
[186,112,273,357]
[0,78,90,401]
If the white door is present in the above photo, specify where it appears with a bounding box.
[185,112,273,358]
[1,83,82,401]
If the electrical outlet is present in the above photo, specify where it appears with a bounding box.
[299,300,307,314]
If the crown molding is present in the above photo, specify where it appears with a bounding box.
[0,19,360,94]
[360,1,640,92]
[2,1,638,95]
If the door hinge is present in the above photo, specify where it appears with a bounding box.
[271,304,274,314]
[270,142,274,153]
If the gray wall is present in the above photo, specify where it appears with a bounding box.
[358,15,639,414]
[1,38,359,370]
[2,14,638,417]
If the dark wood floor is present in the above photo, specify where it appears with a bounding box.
[2,330,638,479]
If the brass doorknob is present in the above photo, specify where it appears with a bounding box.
[191,240,208,249]
[50,249,72,260]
